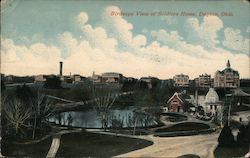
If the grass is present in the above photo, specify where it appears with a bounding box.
[162,115,187,122]
[155,122,210,133]
[56,131,153,157]
[1,136,52,157]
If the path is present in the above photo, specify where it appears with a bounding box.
[46,135,61,158]
[86,128,219,158]
[46,128,82,158]
[116,131,220,158]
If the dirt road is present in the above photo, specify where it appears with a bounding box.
[117,132,220,158]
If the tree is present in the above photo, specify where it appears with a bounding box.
[93,86,118,131]
[31,92,55,139]
[1,80,5,91]
[44,76,61,89]
[15,84,33,104]
[218,123,236,147]
[121,80,137,92]
[236,124,250,147]
[2,96,32,138]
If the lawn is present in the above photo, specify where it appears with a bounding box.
[1,136,52,157]
[56,131,153,157]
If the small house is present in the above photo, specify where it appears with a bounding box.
[164,92,186,112]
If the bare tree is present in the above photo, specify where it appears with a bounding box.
[31,92,55,139]
[2,96,32,136]
[93,86,118,130]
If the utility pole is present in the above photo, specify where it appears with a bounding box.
[225,94,232,126]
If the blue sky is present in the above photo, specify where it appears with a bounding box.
[1,0,250,79]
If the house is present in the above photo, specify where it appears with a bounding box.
[195,73,211,88]
[214,60,240,88]
[173,74,189,87]
[163,92,186,112]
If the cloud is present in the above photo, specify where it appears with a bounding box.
[75,12,118,51]
[222,27,249,54]
[151,29,210,58]
[1,38,62,75]
[185,16,223,49]
[76,12,89,25]
[57,32,78,58]
[101,6,147,51]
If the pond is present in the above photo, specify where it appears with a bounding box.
[49,106,158,128]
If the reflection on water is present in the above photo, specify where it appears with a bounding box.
[49,107,157,128]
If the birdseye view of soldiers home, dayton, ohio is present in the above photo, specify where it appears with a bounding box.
[0,0,250,158]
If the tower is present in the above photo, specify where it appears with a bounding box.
[59,61,63,76]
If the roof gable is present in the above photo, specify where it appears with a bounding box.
[167,92,184,104]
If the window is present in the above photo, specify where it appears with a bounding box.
[215,105,217,110]
[210,105,213,110]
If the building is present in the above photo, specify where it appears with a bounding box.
[214,60,240,88]
[195,73,211,88]
[72,74,82,82]
[34,75,47,83]
[92,72,124,84]
[92,72,102,83]
[4,75,14,84]
[202,88,223,117]
[101,72,124,83]
[173,74,189,87]
[164,92,186,112]
[140,76,158,89]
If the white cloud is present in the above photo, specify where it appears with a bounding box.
[76,12,89,25]
[1,38,62,75]
[101,6,147,51]
[75,12,118,51]
[151,29,210,58]
[185,16,223,49]
[57,32,78,58]
[2,34,249,79]
[222,27,249,54]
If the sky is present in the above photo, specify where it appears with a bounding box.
[1,0,250,79]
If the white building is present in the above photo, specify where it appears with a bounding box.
[202,88,223,117]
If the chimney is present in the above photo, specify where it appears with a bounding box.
[227,60,230,68]
[59,61,63,76]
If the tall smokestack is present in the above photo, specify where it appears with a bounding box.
[59,61,63,76]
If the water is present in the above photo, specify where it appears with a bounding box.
[49,106,158,128]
